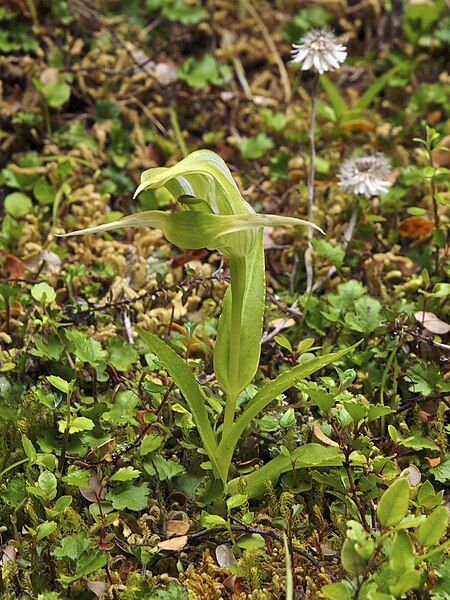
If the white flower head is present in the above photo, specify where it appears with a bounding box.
[338,153,393,198]
[291,29,347,74]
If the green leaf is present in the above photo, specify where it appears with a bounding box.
[320,74,349,117]
[108,338,138,371]
[37,471,58,500]
[430,457,450,483]
[102,390,139,427]
[416,506,449,547]
[226,493,248,511]
[354,64,403,112]
[22,434,37,463]
[228,443,343,498]
[53,532,92,560]
[311,238,345,268]
[389,569,421,596]
[148,580,189,599]
[4,191,32,217]
[377,478,410,527]
[341,538,367,576]
[238,133,274,160]
[58,416,94,434]
[109,466,141,482]
[390,530,415,576]
[34,177,56,205]
[148,455,185,481]
[344,297,381,334]
[106,482,150,511]
[65,329,107,366]
[237,533,265,549]
[140,434,164,456]
[39,80,71,108]
[58,548,107,584]
[221,344,358,482]
[31,282,56,305]
[148,580,189,600]
[62,467,91,488]
[46,376,72,395]
[321,582,353,600]
[177,54,232,88]
[138,327,220,478]
[200,511,227,527]
[274,335,292,352]
[36,520,57,541]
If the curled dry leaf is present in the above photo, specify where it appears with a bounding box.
[425,457,441,467]
[414,311,450,335]
[166,519,190,537]
[398,216,434,239]
[157,535,188,551]
[313,421,339,447]
[215,544,237,568]
[400,464,421,487]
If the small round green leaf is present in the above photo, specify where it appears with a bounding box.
[31,282,56,305]
[4,192,32,218]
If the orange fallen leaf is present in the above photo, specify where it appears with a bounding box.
[425,457,441,467]
[398,216,434,239]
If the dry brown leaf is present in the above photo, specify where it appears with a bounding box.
[87,582,109,597]
[215,544,237,568]
[432,135,450,168]
[157,535,188,551]
[400,464,421,487]
[313,421,339,447]
[5,254,25,280]
[414,311,450,335]
[166,520,190,537]
[425,457,441,467]
[80,475,105,502]
[320,542,337,557]
[0,545,17,565]
[267,317,296,331]
[398,216,434,239]
[24,250,62,275]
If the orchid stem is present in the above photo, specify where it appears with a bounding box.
[222,256,246,442]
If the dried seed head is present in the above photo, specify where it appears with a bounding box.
[338,153,393,198]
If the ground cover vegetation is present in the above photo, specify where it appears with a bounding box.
[0,1,449,598]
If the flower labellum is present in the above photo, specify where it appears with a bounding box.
[337,153,393,198]
[291,29,347,74]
